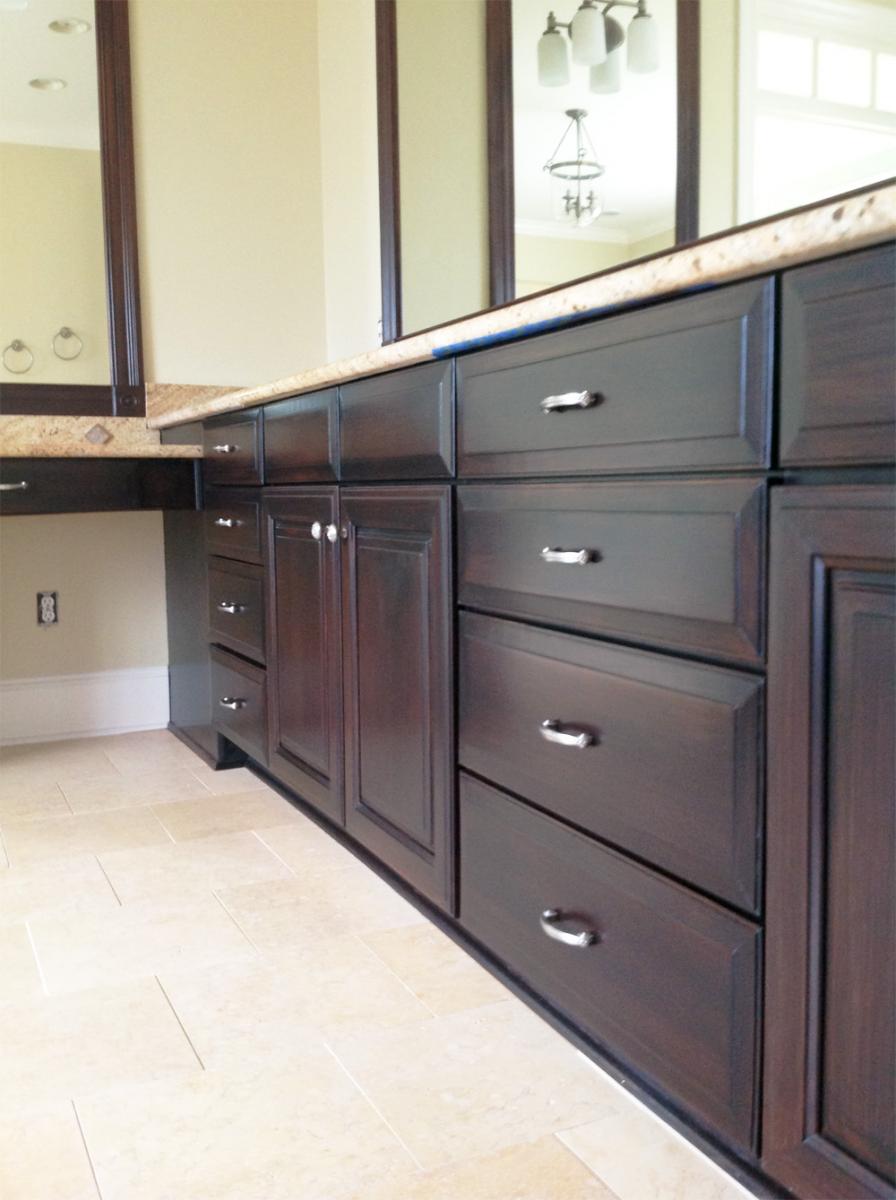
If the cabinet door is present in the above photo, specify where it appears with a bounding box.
[264,488,343,824]
[341,486,454,911]
[763,486,895,1199]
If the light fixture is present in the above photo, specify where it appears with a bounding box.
[543,107,604,227]
[29,77,67,90]
[537,0,658,93]
[49,17,91,33]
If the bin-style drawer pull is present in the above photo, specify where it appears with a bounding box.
[218,697,246,710]
[541,546,597,565]
[0,481,28,491]
[539,719,594,749]
[216,601,245,615]
[213,516,241,528]
[212,443,238,454]
[540,908,598,948]
[540,390,597,414]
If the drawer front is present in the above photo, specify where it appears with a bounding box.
[458,279,772,477]
[0,459,197,514]
[210,647,267,763]
[207,558,265,664]
[460,774,760,1151]
[780,243,895,466]
[340,360,454,480]
[204,488,262,563]
[264,389,339,483]
[459,612,762,912]
[203,411,263,485]
[458,479,766,664]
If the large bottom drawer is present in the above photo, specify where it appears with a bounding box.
[210,646,267,764]
[459,772,760,1151]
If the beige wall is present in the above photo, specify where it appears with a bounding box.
[0,143,110,385]
[699,0,739,237]
[130,0,328,386]
[397,0,489,334]
[0,513,168,681]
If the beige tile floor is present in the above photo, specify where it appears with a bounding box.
[0,730,757,1200]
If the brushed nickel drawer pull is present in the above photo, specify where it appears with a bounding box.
[0,481,29,491]
[541,547,595,565]
[214,516,241,528]
[325,523,339,543]
[540,908,598,948]
[219,697,246,710]
[311,521,323,541]
[216,601,245,615]
[212,443,238,454]
[540,390,596,414]
[540,719,594,749]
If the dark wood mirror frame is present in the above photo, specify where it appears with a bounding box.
[0,0,144,418]
[375,0,700,344]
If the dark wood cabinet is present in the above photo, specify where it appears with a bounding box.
[341,486,455,911]
[264,390,339,484]
[763,486,895,1199]
[203,410,263,485]
[0,458,197,514]
[210,646,267,764]
[264,489,344,824]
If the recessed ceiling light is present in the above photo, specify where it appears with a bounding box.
[49,17,91,33]
[29,77,67,90]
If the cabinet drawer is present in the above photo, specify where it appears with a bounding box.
[0,459,197,514]
[459,612,762,911]
[457,279,772,477]
[460,774,760,1151]
[264,389,339,483]
[780,243,895,466]
[340,361,454,480]
[207,558,265,665]
[458,479,765,664]
[204,488,262,563]
[210,646,267,763]
[203,411,263,485]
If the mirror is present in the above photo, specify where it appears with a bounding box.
[0,0,143,415]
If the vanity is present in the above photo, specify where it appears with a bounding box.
[156,225,895,1200]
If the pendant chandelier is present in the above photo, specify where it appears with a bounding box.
[537,0,659,94]
[544,108,605,227]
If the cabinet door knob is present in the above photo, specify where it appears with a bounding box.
[212,443,238,454]
[214,517,240,528]
[541,547,596,566]
[218,697,246,710]
[540,391,597,414]
[216,601,245,615]
[539,719,594,749]
[0,481,28,491]
[325,523,339,543]
[539,908,598,948]
[311,521,323,540]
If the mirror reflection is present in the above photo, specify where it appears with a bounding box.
[0,0,110,385]
[512,0,678,296]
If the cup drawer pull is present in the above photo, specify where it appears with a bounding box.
[541,546,597,565]
[540,390,597,414]
[539,719,594,749]
[216,601,245,615]
[213,516,241,528]
[219,697,247,710]
[212,443,238,454]
[540,908,598,948]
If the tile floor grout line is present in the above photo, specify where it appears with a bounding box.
[154,975,207,1071]
[55,780,76,815]
[211,887,263,953]
[71,1098,106,1200]
[322,1039,429,1174]
[354,932,440,1019]
[149,807,179,845]
[93,854,123,906]
[24,919,50,996]
[553,1128,626,1199]
[0,822,9,868]
[251,829,299,877]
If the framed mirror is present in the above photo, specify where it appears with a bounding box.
[0,0,143,416]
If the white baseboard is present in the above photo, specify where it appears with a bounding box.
[0,667,170,745]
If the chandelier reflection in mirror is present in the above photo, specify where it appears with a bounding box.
[537,0,659,93]
[544,108,607,227]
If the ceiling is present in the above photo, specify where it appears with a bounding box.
[0,0,100,150]
[511,0,678,244]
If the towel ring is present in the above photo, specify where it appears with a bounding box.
[53,326,83,361]
[2,339,34,374]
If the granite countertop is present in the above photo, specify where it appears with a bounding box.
[0,415,201,459]
[146,184,896,430]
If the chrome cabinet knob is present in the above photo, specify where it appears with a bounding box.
[214,517,240,528]
[311,521,323,541]
[539,719,594,749]
[218,697,246,710]
[540,908,598,948]
[216,601,245,615]
[540,391,597,414]
[541,547,596,566]
[325,523,339,543]
[212,443,238,454]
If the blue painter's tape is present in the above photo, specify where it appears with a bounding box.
[432,279,719,358]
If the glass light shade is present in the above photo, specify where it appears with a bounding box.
[627,12,659,73]
[590,48,621,93]
[570,4,606,66]
[538,29,571,86]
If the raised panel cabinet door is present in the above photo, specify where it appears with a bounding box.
[264,488,343,824]
[341,485,454,912]
[763,486,896,1200]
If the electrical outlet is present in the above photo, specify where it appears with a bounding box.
[37,591,58,626]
